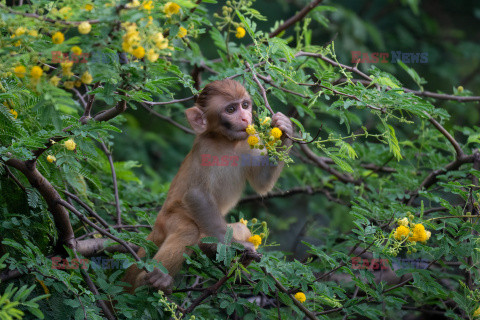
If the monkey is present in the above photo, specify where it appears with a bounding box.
[122,79,293,294]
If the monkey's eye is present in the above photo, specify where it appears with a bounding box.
[242,101,249,109]
[226,106,236,114]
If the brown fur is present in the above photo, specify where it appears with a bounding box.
[122,79,292,294]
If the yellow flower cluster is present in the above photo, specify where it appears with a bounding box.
[71,46,82,55]
[13,65,26,78]
[78,22,92,34]
[9,109,18,119]
[164,2,180,17]
[81,71,93,84]
[246,125,256,135]
[247,135,259,146]
[271,127,282,139]
[64,139,76,150]
[247,235,261,249]
[121,23,143,57]
[154,32,169,50]
[142,0,154,11]
[393,216,431,243]
[235,27,246,38]
[239,218,248,226]
[52,31,64,44]
[30,66,43,79]
[61,62,74,78]
[47,155,56,163]
[294,292,306,303]
[177,27,187,38]
[245,118,283,151]
[474,306,480,318]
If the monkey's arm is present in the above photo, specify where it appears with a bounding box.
[184,187,228,241]
[183,187,256,252]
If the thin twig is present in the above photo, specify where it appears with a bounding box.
[142,96,195,106]
[100,142,122,225]
[72,249,116,320]
[140,103,195,134]
[63,190,110,228]
[269,0,324,38]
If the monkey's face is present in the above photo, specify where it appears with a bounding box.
[209,95,252,141]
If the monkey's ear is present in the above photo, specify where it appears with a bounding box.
[185,106,207,134]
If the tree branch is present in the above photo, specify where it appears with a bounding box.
[140,103,195,134]
[99,142,122,225]
[269,0,324,38]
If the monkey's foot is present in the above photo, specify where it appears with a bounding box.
[236,240,262,266]
[144,268,174,294]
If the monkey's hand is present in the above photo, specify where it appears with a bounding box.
[236,240,262,266]
[271,112,293,143]
[137,268,174,294]
[199,239,262,266]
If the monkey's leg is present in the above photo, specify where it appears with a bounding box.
[139,219,200,293]
[122,227,166,294]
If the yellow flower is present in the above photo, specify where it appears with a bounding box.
[177,27,187,38]
[64,81,75,89]
[15,27,26,37]
[59,7,73,19]
[81,71,93,84]
[394,225,410,240]
[13,65,26,78]
[247,135,259,146]
[271,127,282,139]
[294,292,306,303]
[132,46,145,59]
[409,224,428,242]
[74,80,82,87]
[154,32,169,50]
[474,306,480,317]
[146,15,153,26]
[30,66,43,79]
[247,235,261,249]
[64,139,76,151]
[52,31,65,44]
[47,155,56,163]
[146,49,159,62]
[142,0,154,11]
[49,76,61,87]
[261,117,271,125]
[78,22,92,34]
[239,218,248,226]
[235,26,246,38]
[28,30,38,37]
[61,61,74,78]
[71,46,82,55]
[458,86,464,93]
[126,0,140,8]
[246,124,256,135]
[9,109,18,119]
[425,231,431,241]
[397,217,409,227]
[164,2,180,17]
[85,4,94,11]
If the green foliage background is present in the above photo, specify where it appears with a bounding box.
[1,0,480,319]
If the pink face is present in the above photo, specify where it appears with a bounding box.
[209,95,253,141]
